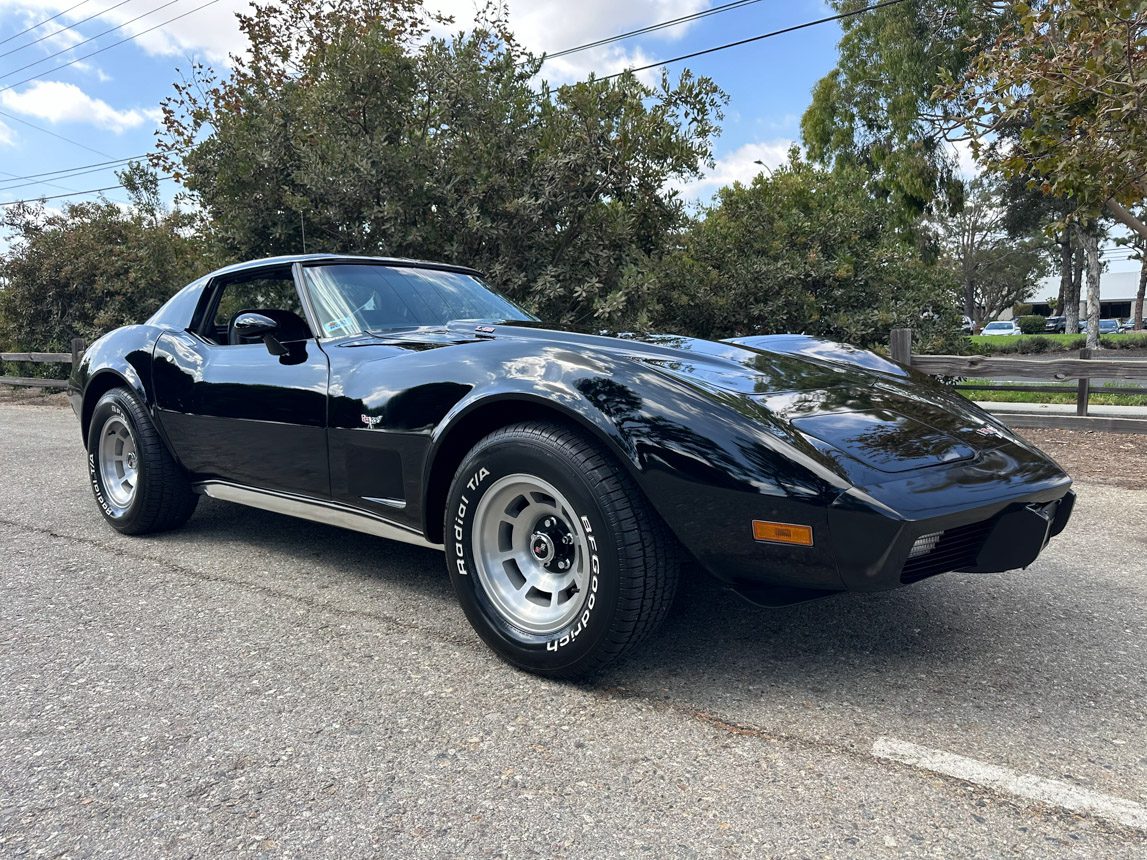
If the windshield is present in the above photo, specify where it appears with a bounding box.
[302,264,536,336]
[985,322,1010,330]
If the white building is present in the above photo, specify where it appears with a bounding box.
[1030,269,1144,318]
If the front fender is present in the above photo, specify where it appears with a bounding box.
[421,356,846,590]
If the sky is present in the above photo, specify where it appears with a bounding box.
[0,0,1138,277]
[0,0,837,204]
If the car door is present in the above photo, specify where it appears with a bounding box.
[152,264,331,498]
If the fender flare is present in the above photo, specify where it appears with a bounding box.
[420,388,642,543]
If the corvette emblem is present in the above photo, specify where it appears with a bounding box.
[975,425,1002,438]
[361,413,383,428]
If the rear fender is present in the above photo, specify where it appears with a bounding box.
[73,325,161,444]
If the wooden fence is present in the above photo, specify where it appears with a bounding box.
[891,327,1147,433]
[0,338,86,389]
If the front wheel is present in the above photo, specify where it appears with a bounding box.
[87,387,198,534]
[445,422,679,678]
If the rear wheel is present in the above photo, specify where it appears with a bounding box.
[87,387,197,534]
[445,422,679,678]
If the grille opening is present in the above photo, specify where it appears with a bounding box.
[908,531,942,559]
[900,519,994,584]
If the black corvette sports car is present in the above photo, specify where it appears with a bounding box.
[71,255,1074,677]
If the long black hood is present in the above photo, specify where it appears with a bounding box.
[445,321,1029,480]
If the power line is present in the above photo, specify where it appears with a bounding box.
[0,158,149,191]
[2,0,184,75]
[0,154,146,185]
[0,108,115,157]
[598,0,910,81]
[0,0,94,47]
[0,168,78,194]
[0,174,175,207]
[1,0,902,200]
[0,0,137,61]
[0,0,222,94]
[541,0,769,62]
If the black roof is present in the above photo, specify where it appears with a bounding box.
[207,254,483,279]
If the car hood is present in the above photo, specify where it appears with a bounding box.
[438,321,1028,476]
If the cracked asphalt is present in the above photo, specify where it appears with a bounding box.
[1,401,1145,858]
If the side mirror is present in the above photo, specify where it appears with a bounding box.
[233,312,288,356]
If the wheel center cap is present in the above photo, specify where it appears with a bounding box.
[126,452,137,469]
[530,532,555,564]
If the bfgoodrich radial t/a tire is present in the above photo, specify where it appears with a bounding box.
[445,422,679,678]
[86,387,198,535]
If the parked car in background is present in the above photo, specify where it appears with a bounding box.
[1120,317,1143,333]
[1078,318,1121,334]
[961,315,973,334]
[1044,316,1066,333]
[982,320,1022,336]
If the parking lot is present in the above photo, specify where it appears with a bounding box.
[1,401,1145,857]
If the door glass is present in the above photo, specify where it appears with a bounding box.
[206,271,311,345]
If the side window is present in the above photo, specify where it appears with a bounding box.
[203,270,312,345]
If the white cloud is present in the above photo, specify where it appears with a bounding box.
[431,0,707,82]
[0,119,15,146]
[0,80,156,132]
[671,138,797,204]
[0,0,713,80]
[948,138,979,180]
[0,0,257,65]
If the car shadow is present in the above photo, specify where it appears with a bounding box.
[166,498,1135,747]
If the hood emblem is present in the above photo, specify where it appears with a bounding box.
[361,413,383,428]
[975,425,1002,438]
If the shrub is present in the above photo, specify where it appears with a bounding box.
[1017,314,1047,334]
[1102,333,1147,349]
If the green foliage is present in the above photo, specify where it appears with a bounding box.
[156,0,726,329]
[967,332,1147,354]
[958,382,1147,407]
[1016,314,1046,334]
[646,153,960,351]
[0,165,214,352]
[944,1,1147,239]
[801,1,1007,221]
[938,176,1049,324]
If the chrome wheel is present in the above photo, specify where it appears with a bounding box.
[97,414,139,509]
[471,474,591,635]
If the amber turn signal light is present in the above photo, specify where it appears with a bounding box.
[752,520,814,546]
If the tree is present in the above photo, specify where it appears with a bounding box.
[1114,208,1146,331]
[801,1,1010,222]
[945,0,1147,346]
[156,0,725,330]
[648,152,959,351]
[0,164,212,352]
[939,176,1049,326]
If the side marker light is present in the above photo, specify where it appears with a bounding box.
[752,520,814,546]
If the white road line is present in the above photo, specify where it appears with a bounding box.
[872,736,1147,832]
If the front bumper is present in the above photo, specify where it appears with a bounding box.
[828,486,1075,592]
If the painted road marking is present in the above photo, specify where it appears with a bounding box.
[872,736,1147,831]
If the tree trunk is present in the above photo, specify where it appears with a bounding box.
[963,279,976,328]
[1106,198,1147,242]
[1082,231,1102,349]
[1135,257,1146,331]
[1065,233,1082,334]
[1056,232,1070,316]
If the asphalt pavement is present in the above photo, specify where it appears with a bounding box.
[1,402,1145,858]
